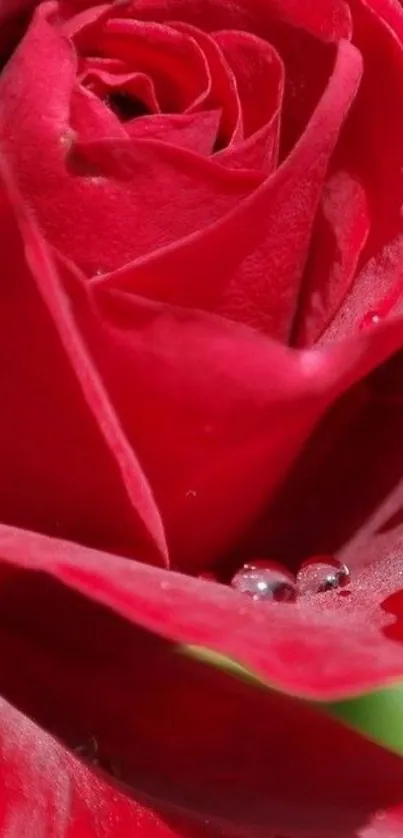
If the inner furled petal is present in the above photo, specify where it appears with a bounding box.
[319,233,403,344]
[337,0,403,265]
[79,58,161,115]
[77,56,131,80]
[312,0,403,343]
[125,111,222,156]
[59,2,114,41]
[213,30,283,138]
[95,41,362,343]
[92,18,211,114]
[0,4,260,274]
[213,30,284,173]
[70,85,128,142]
[125,0,352,42]
[67,139,260,271]
[215,123,280,173]
[293,170,370,347]
[172,22,243,149]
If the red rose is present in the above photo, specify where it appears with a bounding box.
[2,0,403,835]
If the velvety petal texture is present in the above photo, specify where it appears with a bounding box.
[1,546,403,838]
[2,0,403,836]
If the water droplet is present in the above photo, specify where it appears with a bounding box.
[297,555,350,595]
[360,311,382,330]
[59,128,76,151]
[231,561,297,603]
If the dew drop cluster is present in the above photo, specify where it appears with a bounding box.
[230,556,350,603]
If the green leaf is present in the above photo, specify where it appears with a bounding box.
[179,644,265,690]
[323,684,403,756]
[179,644,403,757]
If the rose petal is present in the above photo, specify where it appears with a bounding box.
[6,112,403,581]
[320,233,403,342]
[0,153,168,565]
[124,112,222,155]
[87,17,210,113]
[26,246,403,699]
[213,30,282,137]
[92,40,362,342]
[348,0,403,258]
[78,269,403,571]
[60,0,352,159]
[6,0,403,709]
[0,5,261,275]
[79,60,161,114]
[1,570,403,837]
[214,116,279,172]
[73,76,222,157]
[127,0,352,42]
[251,350,403,572]
[0,7,360,338]
[172,23,243,147]
[70,84,127,141]
[0,693,243,838]
[294,170,370,346]
[2,518,403,702]
[9,133,403,575]
[71,137,260,271]
[130,0,351,156]
[213,40,362,339]
[319,0,403,340]
[213,30,283,172]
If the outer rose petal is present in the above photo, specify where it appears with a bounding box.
[5,128,403,573]
[2,554,403,837]
[0,695,239,838]
[64,265,403,570]
[0,155,331,571]
[4,151,403,704]
[253,349,403,572]
[0,157,168,565]
[4,519,403,701]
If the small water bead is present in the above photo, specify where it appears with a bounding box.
[360,311,383,330]
[231,560,297,603]
[297,555,350,595]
